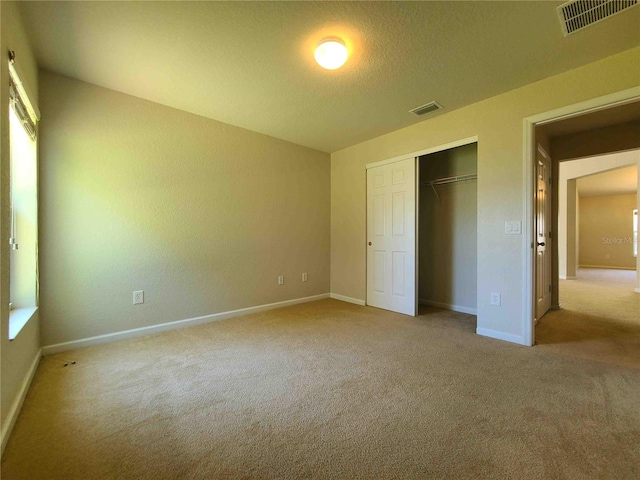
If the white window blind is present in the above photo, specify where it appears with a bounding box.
[8,60,38,139]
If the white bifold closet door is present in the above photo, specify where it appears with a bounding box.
[366,157,416,316]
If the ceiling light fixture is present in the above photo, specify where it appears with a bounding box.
[314,38,348,70]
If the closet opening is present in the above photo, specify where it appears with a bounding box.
[418,143,478,328]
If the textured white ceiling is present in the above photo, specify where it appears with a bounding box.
[578,165,638,197]
[18,1,640,152]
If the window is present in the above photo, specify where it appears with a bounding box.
[8,57,39,340]
[634,209,638,258]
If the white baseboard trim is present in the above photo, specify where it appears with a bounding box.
[329,293,366,306]
[635,288,640,294]
[419,299,477,316]
[476,328,526,346]
[1,349,42,456]
[579,265,635,271]
[42,293,330,356]
[559,275,576,280]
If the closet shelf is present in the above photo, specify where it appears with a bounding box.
[419,173,477,188]
[420,173,477,202]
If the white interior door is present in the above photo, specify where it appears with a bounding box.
[535,148,552,320]
[366,157,416,315]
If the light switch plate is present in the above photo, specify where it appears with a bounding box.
[505,221,522,235]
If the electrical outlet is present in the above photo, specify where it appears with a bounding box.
[302,273,308,282]
[278,276,284,285]
[133,290,144,305]
[490,292,501,306]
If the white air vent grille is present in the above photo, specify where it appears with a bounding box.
[558,0,638,35]
[409,101,443,117]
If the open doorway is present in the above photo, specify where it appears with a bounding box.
[557,161,638,326]
[530,97,640,344]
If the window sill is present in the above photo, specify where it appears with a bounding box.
[9,307,38,340]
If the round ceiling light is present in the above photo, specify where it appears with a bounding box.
[314,38,348,70]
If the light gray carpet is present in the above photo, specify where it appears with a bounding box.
[2,293,639,479]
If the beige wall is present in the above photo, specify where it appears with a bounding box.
[331,47,640,343]
[579,194,637,269]
[419,144,477,311]
[552,120,640,162]
[566,179,579,278]
[1,1,41,441]
[38,71,330,347]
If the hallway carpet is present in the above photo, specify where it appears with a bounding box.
[555,267,639,326]
[2,298,639,479]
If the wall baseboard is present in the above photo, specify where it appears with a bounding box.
[329,293,366,306]
[1,349,42,456]
[579,265,636,271]
[635,288,640,294]
[419,299,477,316]
[42,293,330,355]
[476,328,526,346]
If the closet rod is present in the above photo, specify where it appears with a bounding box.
[420,173,477,188]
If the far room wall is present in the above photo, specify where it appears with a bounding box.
[38,71,331,348]
[579,193,637,269]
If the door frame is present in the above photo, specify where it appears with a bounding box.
[522,86,640,346]
[365,135,478,314]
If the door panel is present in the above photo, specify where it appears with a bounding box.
[392,251,406,296]
[392,192,405,235]
[367,158,416,315]
[373,195,385,236]
[373,251,385,293]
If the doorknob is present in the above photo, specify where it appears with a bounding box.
[537,242,546,247]
[368,242,372,246]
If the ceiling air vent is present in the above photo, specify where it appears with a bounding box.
[558,0,638,36]
[409,101,443,117]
